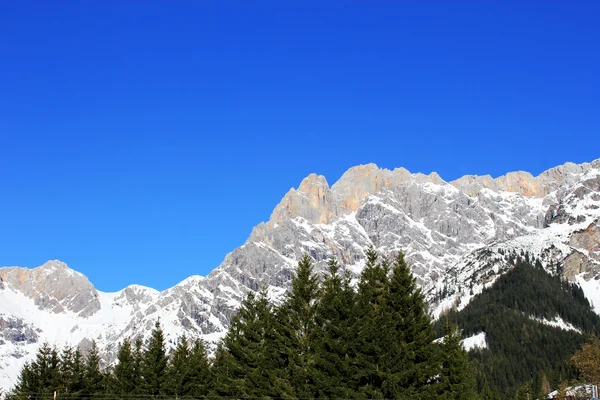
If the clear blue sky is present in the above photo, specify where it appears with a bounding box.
[1,2,598,291]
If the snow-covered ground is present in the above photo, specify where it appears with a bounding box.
[462,332,487,351]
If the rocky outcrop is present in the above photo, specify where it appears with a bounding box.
[0,261,100,317]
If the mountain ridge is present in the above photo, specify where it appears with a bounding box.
[1,157,600,392]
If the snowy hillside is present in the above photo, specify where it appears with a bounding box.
[1,157,599,392]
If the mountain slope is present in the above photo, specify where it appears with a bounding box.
[1,158,600,391]
[435,258,600,398]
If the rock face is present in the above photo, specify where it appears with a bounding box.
[1,158,600,391]
[0,261,101,317]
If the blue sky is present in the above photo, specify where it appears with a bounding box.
[1,2,598,291]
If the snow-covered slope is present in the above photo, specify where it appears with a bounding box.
[1,158,599,391]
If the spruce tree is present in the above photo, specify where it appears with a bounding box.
[11,362,38,400]
[83,341,105,395]
[164,335,190,397]
[383,251,438,399]
[479,380,502,400]
[313,258,357,398]
[211,291,273,398]
[57,346,74,395]
[276,253,321,399]
[67,347,86,397]
[17,343,61,398]
[141,321,168,396]
[184,339,211,397]
[350,247,389,399]
[132,337,144,393]
[111,338,137,395]
[435,324,478,399]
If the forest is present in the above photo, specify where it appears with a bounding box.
[437,253,600,399]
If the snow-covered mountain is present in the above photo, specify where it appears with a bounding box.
[2,158,599,392]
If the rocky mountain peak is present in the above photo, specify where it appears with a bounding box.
[331,163,392,212]
[270,173,337,225]
[0,261,101,317]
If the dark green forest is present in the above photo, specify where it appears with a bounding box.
[9,250,479,399]
[436,253,600,399]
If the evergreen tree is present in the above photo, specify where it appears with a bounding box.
[111,338,137,395]
[11,362,38,400]
[141,321,168,396]
[83,341,105,395]
[132,337,144,393]
[383,251,438,399]
[67,347,86,398]
[211,291,273,398]
[58,346,74,395]
[479,380,501,400]
[184,339,211,397]
[350,247,389,399]
[312,258,356,398]
[435,324,478,400]
[164,335,190,397]
[11,344,63,399]
[277,253,321,399]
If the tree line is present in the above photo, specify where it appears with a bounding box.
[10,249,481,399]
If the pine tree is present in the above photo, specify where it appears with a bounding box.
[211,291,273,398]
[278,253,321,399]
[111,338,137,395]
[184,339,211,397]
[164,335,190,397]
[67,347,86,398]
[479,380,501,400]
[132,337,144,393]
[19,343,62,398]
[313,258,357,398]
[11,362,38,400]
[58,346,73,391]
[382,251,438,399]
[350,247,389,399]
[83,341,105,395]
[435,324,478,400]
[141,321,168,396]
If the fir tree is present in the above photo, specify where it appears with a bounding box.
[11,362,38,400]
[132,337,144,393]
[83,341,105,395]
[184,339,211,397]
[278,253,321,399]
[479,380,501,400]
[164,335,190,397]
[211,291,273,398]
[312,258,356,398]
[67,347,86,398]
[435,324,478,400]
[350,247,389,399]
[383,251,438,399]
[141,321,168,396]
[57,346,74,395]
[111,338,137,395]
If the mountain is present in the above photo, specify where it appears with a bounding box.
[1,158,600,392]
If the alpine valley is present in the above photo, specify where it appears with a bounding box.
[2,158,600,392]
